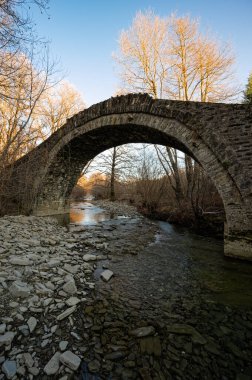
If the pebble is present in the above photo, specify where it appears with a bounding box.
[83,254,97,262]
[27,316,37,333]
[130,326,155,337]
[66,296,81,306]
[59,341,68,351]
[43,351,61,375]
[62,279,77,295]
[0,324,6,334]
[56,306,76,321]
[101,269,114,282]
[0,332,15,347]
[9,281,31,298]
[60,350,81,370]
[9,257,32,266]
[23,352,34,368]
[1,360,17,379]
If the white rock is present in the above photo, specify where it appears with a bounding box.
[101,270,114,282]
[43,351,61,375]
[2,360,17,379]
[60,350,81,371]
[47,259,61,268]
[59,340,68,351]
[9,257,32,266]
[27,317,37,333]
[83,254,97,262]
[56,306,76,321]
[0,332,15,347]
[63,264,79,274]
[62,279,77,295]
[9,281,31,298]
[66,297,80,306]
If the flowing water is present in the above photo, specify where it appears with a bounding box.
[67,201,252,379]
[70,201,252,308]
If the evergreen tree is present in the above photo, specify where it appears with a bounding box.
[243,72,252,104]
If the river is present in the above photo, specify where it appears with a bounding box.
[68,201,252,379]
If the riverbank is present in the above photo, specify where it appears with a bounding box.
[137,204,225,238]
[0,205,158,379]
[0,203,252,379]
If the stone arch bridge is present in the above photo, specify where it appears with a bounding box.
[2,94,252,260]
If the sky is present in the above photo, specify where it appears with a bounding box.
[31,0,252,106]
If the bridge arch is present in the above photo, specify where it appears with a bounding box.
[5,94,252,259]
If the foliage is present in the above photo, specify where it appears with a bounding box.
[243,72,252,104]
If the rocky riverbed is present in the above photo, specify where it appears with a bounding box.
[0,201,252,379]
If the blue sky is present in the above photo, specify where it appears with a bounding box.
[32,0,252,106]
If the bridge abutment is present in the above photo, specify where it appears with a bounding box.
[224,231,252,260]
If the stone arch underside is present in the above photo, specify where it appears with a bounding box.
[31,112,252,260]
[4,94,252,259]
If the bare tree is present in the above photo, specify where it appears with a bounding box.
[114,10,169,99]
[114,11,237,216]
[0,49,55,168]
[133,146,168,213]
[38,81,85,136]
[88,145,139,201]
[115,11,237,102]
[0,0,50,102]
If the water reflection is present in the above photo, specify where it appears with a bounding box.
[70,201,114,225]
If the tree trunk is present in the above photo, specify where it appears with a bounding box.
[166,147,184,205]
[185,155,193,199]
[110,147,116,201]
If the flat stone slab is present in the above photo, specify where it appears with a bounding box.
[56,306,76,321]
[59,341,68,351]
[83,254,97,262]
[9,257,32,266]
[2,360,17,379]
[27,317,37,333]
[63,263,80,274]
[101,269,114,282]
[9,281,31,298]
[66,297,81,306]
[62,279,77,295]
[0,332,15,347]
[130,326,155,338]
[43,352,61,375]
[60,350,81,371]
